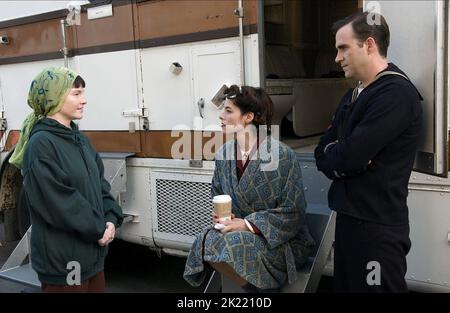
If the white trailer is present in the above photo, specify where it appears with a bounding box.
[0,0,449,292]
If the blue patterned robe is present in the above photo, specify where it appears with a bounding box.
[183,138,315,289]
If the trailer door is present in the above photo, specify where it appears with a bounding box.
[370,0,448,177]
[191,41,242,131]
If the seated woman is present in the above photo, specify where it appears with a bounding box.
[183,85,315,292]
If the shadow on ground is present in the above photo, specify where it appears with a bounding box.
[104,239,203,293]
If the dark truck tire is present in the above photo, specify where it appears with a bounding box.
[3,208,19,242]
[1,162,21,241]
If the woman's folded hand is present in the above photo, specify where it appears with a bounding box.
[220,218,247,234]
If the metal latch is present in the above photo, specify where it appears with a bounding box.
[123,213,139,224]
[122,108,148,117]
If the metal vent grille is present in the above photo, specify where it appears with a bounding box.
[156,178,212,237]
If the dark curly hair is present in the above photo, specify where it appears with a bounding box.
[224,85,273,131]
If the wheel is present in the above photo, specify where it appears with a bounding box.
[16,187,31,237]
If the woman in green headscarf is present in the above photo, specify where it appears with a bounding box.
[10,67,123,293]
[9,67,76,169]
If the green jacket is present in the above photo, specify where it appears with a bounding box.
[22,118,123,285]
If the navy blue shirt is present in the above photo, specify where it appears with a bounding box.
[315,63,423,225]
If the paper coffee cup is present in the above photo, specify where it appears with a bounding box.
[213,195,232,222]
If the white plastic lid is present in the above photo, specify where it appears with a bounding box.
[212,195,232,203]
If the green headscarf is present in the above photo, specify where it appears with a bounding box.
[9,67,78,170]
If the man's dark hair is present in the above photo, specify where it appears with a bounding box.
[332,11,390,57]
[225,85,273,131]
[73,75,86,88]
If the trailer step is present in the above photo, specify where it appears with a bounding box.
[0,226,41,288]
[0,263,40,288]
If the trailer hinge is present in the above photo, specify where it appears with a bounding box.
[0,111,7,131]
[122,108,148,118]
[234,7,244,18]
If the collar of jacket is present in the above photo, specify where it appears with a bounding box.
[30,117,82,144]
